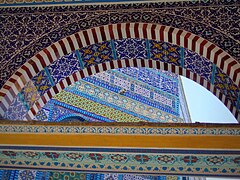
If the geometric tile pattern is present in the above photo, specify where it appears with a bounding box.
[184,49,213,81]
[65,79,182,122]
[117,68,179,96]
[79,41,114,68]
[0,150,239,177]
[214,67,239,107]
[32,69,53,96]
[18,170,37,180]
[84,69,179,115]
[0,169,18,179]
[53,90,183,123]
[150,40,181,66]
[114,39,147,59]
[47,52,81,84]
[34,108,49,121]
[48,104,78,122]
[3,94,28,120]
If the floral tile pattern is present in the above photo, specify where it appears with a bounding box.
[184,49,213,81]
[3,94,28,120]
[32,69,53,96]
[0,150,239,177]
[214,67,239,107]
[19,80,40,108]
[114,39,147,59]
[79,41,114,68]
[150,40,181,66]
[47,52,81,84]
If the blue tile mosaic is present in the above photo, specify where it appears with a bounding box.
[19,80,40,108]
[150,40,181,66]
[83,68,179,116]
[214,67,239,107]
[79,41,114,68]
[184,49,213,81]
[3,94,28,120]
[114,39,147,59]
[117,67,179,96]
[32,69,53,96]
[47,52,81,84]
[34,108,49,121]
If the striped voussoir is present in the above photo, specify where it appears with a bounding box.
[0,23,239,120]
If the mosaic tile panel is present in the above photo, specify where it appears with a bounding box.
[85,69,180,115]
[0,170,180,180]
[114,39,147,59]
[150,40,181,66]
[47,52,81,84]
[0,170,17,180]
[33,99,107,122]
[0,150,239,177]
[19,80,40,108]
[53,90,149,123]
[79,41,114,68]
[66,80,182,123]
[18,170,37,180]
[3,94,28,120]
[49,103,79,122]
[117,67,179,96]
[214,67,239,107]
[32,69,53,96]
[34,108,49,121]
[184,49,213,81]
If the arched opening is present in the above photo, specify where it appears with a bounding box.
[0,23,239,121]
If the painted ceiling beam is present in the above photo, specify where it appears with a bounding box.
[0,121,239,177]
[0,121,239,149]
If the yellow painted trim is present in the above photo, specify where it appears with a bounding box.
[1,134,240,149]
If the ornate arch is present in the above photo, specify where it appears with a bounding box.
[0,23,239,120]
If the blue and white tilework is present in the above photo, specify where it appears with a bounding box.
[150,40,181,66]
[117,68,179,96]
[3,94,28,120]
[32,69,53,96]
[214,67,239,107]
[79,41,114,68]
[34,108,49,121]
[81,67,180,116]
[114,39,147,59]
[47,52,81,84]
[18,170,37,180]
[184,49,213,81]
[0,2,239,88]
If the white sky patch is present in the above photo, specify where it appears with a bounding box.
[180,76,238,124]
